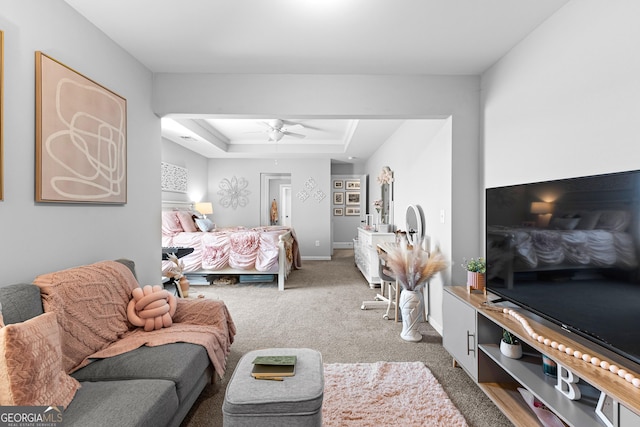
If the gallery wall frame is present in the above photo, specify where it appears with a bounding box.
[333,208,343,216]
[0,30,4,200]
[35,52,127,203]
[333,192,344,205]
[346,191,360,205]
[345,207,360,216]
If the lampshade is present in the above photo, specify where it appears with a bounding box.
[530,202,553,215]
[195,202,213,215]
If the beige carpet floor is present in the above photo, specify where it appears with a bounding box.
[179,249,512,427]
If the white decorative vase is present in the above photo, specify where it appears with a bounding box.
[399,290,422,342]
[500,339,523,359]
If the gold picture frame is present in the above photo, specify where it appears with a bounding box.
[0,30,4,200]
[35,52,127,203]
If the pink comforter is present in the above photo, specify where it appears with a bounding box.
[163,226,299,274]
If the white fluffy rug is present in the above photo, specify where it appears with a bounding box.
[322,361,469,427]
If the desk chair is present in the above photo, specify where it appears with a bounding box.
[360,253,399,321]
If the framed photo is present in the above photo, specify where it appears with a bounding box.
[346,191,360,205]
[35,52,127,203]
[345,207,360,216]
[346,180,360,190]
[0,30,3,200]
[333,179,343,189]
[333,208,343,216]
[333,192,344,205]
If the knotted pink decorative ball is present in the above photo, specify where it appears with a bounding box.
[127,285,177,331]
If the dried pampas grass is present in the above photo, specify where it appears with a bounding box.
[384,240,448,291]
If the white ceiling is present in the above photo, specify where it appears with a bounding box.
[63,0,569,161]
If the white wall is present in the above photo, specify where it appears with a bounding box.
[206,157,331,258]
[0,1,160,285]
[365,119,453,332]
[483,0,640,188]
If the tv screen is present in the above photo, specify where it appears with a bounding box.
[486,170,640,366]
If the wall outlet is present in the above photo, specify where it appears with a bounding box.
[315,240,320,246]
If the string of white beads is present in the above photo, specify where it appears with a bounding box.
[502,308,640,389]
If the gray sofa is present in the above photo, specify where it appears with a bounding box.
[0,259,212,427]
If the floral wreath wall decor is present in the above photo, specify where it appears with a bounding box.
[218,176,250,209]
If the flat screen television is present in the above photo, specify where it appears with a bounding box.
[486,169,640,367]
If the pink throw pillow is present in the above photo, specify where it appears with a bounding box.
[0,312,80,407]
[177,211,198,232]
[162,211,184,235]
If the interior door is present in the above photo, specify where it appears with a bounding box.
[280,185,291,226]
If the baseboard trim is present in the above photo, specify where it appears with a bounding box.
[429,317,443,336]
[333,241,354,249]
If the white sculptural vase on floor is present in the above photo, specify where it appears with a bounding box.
[399,290,422,342]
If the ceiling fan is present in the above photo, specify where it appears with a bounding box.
[257,119,307,142]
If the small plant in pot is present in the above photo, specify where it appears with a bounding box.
[461,257,486,294]
[500,330,523,359]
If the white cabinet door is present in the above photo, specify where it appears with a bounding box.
[443,288,478,381]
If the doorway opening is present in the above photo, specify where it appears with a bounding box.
[261,173,291,226]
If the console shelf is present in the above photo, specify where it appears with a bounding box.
[443,285,640,427]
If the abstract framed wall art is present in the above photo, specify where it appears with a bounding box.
[35,52,127,203]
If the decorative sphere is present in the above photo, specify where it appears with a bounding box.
[551,341,558,349]
[558,344,566,352]
[543,338,551,346]
[633,378,640,388]
[625,373,634,383]
[610,365,619,374]
[565,347,574,355]
[537,335,545,343]
[532,333,539,340]
[573,351,582,359]
[582,354,591,362]
[600,361,610,370]
[618,369,627,378]
[503,308,509,314]
[591,357,601,366]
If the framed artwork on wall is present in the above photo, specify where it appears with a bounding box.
[35,52,127,203]
[346,191,360,205]
[161,162,188,193]
[0,30,3,200]
[345,180,360,190]
[333,179,343,189]
[333,192,344,205]
[345,207,360,216]
[333,208,343,216]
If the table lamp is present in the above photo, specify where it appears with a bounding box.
[195,202,213,218]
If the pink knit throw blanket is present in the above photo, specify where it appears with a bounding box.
[33,261,236,377]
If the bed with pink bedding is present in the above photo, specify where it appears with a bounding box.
[162,209,301,291]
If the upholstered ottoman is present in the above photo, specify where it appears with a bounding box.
[222,348,324,427]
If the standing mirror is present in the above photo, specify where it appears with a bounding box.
[406,204,424,245]
[378,166,394,227]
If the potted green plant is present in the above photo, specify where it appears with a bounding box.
[461,257,486,294]
[500,330,523,359]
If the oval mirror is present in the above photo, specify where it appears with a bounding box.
[406,205,424,245]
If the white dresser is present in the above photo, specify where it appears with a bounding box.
[354,227,395,287]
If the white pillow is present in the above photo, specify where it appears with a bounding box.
[195,218,215,232]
